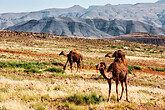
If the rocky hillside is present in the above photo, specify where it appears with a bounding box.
[5,17,165,38]
[0,1,165,29]
[105,32,165,46]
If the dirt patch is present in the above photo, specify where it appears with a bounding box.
[134,68,165,75]
[0,49,58,58]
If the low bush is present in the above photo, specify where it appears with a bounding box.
[147,67,165,72]
[128,65,142,74]
[52,62,64,66]
[45,67,65,73]
[0,61,47,69]
[67,93,105,105]
[24,68,42,73]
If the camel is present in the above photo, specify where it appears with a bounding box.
[59,49,83,73]
[96,58,129,102]
[105,50,128,67]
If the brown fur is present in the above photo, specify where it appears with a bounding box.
[59,49,83,73]
[105,50,128,67]
[96,59,129,102]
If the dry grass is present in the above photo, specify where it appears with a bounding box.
[0,31,164,109]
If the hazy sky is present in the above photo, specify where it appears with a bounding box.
[0,0,158,13]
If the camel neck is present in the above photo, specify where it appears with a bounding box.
[99,69,110,80]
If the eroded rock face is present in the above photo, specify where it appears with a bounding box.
[5,17,165,39]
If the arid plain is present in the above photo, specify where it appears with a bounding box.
[0,31,164,110]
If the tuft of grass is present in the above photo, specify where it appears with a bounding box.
[144,102,154,106]
[45,67,65,73]
[0,88,8,93]
[30,103,45,110]
[41,94,51,101]
[138,89,150,94]
[21,95,36,102]
[15,87,26,91]
[24,68,42,73]
[162,96,165,102]
[67,93,105,105]
[147,67,165,72]
[54,86,61,91]
[110,94,117,101]
[114,102,136,110]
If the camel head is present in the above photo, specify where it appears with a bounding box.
[105,50,125,58]
[114,58,122,63]
[96,62,107,70]
[59,51,65,56]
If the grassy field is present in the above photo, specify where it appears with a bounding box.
[0,31,165,110]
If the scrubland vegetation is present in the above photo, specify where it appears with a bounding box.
[0,31,164,110]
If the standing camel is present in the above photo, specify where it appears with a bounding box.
[96,58,129,102]
[59,49,83,73]
[105,50,128,67]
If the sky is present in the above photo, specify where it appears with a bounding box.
[0,0,158,13]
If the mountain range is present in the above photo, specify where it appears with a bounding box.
[5,17,165,38]
[1,0,165,40]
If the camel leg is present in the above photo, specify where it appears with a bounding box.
[116,75,119,102]
[63,59,69,70]
[120,81,124,100]
[107,79,112,102]
[69,61,73,73]
[116,81,119,102]
[125,80,129,102]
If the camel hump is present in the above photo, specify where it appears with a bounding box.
[70,49,81,55]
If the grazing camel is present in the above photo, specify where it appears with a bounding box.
[59,49,83,73]
[96,58,129,102]
[105,50,128,67]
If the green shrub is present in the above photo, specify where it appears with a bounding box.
[147,67,165,72]
[128,65,142,74]
[52,62,64,66]
[133,66,142,70]
[0,61,47,69]
[45,67,65,73]
[24,68,42,73]
[67,93,105,105]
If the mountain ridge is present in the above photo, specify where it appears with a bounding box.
[5,17,165,38]
[1,2,165,30]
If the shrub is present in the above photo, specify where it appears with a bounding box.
[52,62,64,66]
[24,68,42,73]
[0,61,47,69]
[67,93,105,105]
[45,67,65,73]
[128,65,142,74]
[147,67,165,72]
